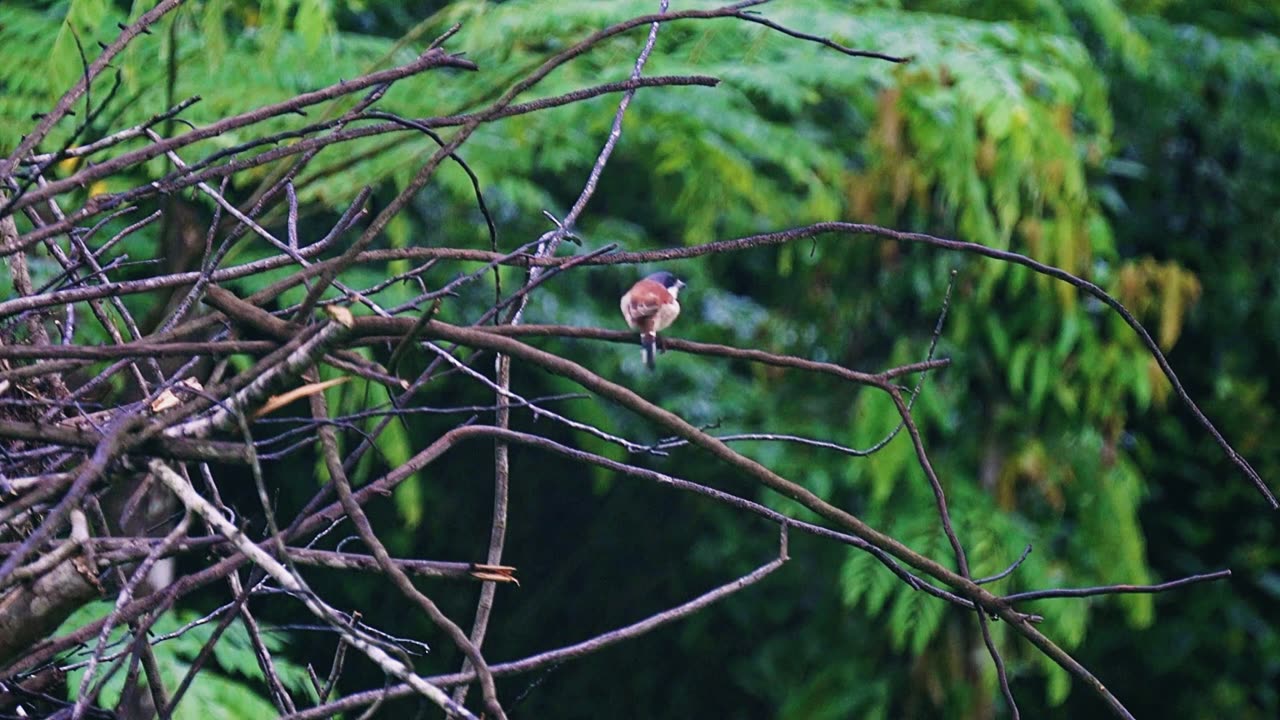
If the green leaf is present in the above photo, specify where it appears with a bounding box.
[985,314,1010,360]
[1008,343,1032,395]
[1028,350,1052,412]
[297,0,335,52]
[1053,309,1081,359]
[58,606,311,717]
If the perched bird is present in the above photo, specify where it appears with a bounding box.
[620,271,686,370]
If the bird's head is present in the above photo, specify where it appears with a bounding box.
[645,271,686,297]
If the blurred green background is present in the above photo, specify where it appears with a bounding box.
[5,0,1280,717]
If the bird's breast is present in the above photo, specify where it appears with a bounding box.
[652,299,680,332]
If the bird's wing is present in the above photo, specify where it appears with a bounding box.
[623,281,671,320]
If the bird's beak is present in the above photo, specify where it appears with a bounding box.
[676,279,687,289]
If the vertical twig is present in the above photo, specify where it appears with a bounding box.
[452,3,673,711]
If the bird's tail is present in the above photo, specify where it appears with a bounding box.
[641,333,657,370]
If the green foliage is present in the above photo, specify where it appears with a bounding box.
[58,602,315,718]
[1,2,371,151]
[5,0,1277,717]
[1090,12,1280,717]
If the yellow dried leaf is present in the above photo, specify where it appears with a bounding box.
[252,377,350,419]
[149,378,203,413]
[323,305,355,328]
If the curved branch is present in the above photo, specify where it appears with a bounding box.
[396,320,1135,718]
[319,219,1273,507]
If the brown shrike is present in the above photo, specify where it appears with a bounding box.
[620,271,686,370]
